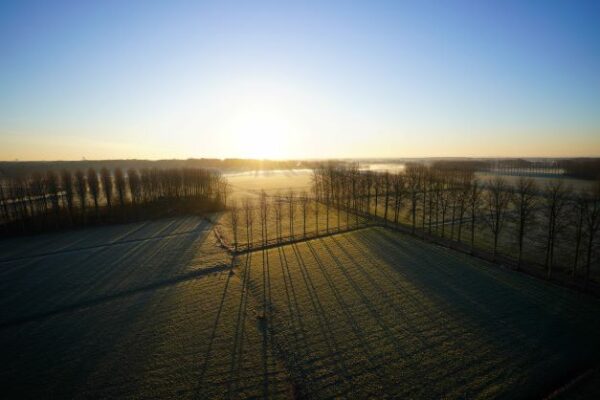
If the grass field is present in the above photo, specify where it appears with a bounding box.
[241,227,600,398]
[1,217,600,398]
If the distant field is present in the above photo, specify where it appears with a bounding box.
[1,217,600,398]
[226,169,313,200]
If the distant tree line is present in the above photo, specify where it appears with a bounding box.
[311,162,600,286]
[0,167,227,236]
[0,158,322,178]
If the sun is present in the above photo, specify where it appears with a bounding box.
[227,99,292,160]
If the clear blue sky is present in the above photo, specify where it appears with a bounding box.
[1,0,599,160]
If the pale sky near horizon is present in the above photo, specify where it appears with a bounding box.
[1,1,599,161]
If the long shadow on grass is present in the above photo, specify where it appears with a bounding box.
[0,262,230,330]
[348,227,600,398]
[0,221,223,329]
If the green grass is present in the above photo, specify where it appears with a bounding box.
[240,227,600,398]
[2,218,600,398]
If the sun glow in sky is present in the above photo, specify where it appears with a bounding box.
[1,1,599,160]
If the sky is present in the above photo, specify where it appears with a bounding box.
[1,0,599,160]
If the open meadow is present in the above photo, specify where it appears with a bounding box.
[1,213,600,398]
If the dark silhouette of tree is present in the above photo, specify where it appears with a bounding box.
[512,177,537,268]
[74,169,87,221]
[46,170,60,222]
[288,190,295,238]
[543,181,569,278]
[392,173,406,225]
[469,180,482,253]
[101,167,113,209]
[383,171,390,224]
[114,168,126,207]
[301,191,308,237]
[127,168,141,206]
[583,181,600,285]
[406,165,422,234]
[274,194,283,242]
[260,191,268,245]
[455,174,472,242]
[484,177,512,261]
[61,169,74,218]
[230,200,239,251]
[87,168,100,217]
[244,198,254,248]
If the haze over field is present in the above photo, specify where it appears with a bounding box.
[1,1,600,161]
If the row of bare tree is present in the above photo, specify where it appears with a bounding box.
[228,189,368,251]
[310,162,600,283]
[0,167,227,235]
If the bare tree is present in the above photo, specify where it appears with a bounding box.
[74,169,87,218]
[46,170,60,221]
[274,194,284,242]
[469,180,482,253]
[583,181,600,285]
[114,168,126,207]
[455,175,472,242]
[87,168,100,216]
[100,167,113,208]
[313,187,319,236]
[260,191,269,245]
[127,168,142,206]
[543,181,570,278]
[61,169,74,217]
[484,177,512,261]
[288,190,295,238]
[230,200,239,251]
[392,173,406,225]
[405,165,421,234]
[570,191,587,276]
[438,176,451,238]
[512,177,537,268]
[244,198,254,249]
[383,171,390,224]
[301,191,308,237]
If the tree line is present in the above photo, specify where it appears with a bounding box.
[310,162,600,285]
[0,167,227,235]
[227,188,369,252]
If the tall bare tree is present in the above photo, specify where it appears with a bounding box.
[61,169,74,217]
[512,177,537,268]
[87,168,100,216]
[288,190,295,238]
[127,168,142,206]
[230,200,239,251]
[260,191,268,245]
[469,180,482,253]
[484,177,512,261]
[405,164,421,234]
[583,181,600,285]
[114,168,126,207]
[543,181,570,278]
[244,198,254,249]
[100,167,113,209]
[74,169,87,219]
[301,191,308,237]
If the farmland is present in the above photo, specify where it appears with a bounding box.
[1,213,600,398]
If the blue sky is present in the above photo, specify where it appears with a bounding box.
[1,1,599,160]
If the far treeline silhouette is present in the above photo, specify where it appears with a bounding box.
[0,158,317,178]
[0,167,228,235]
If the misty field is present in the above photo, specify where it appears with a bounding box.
[1,217,600,398]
